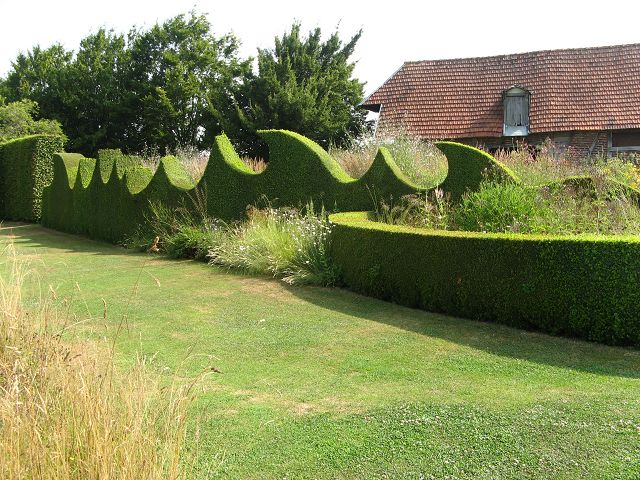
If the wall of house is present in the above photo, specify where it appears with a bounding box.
[457,131,611,158]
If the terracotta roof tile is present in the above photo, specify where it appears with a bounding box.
[362,44,640,139]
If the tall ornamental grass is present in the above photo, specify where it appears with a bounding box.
[0,245,199,480]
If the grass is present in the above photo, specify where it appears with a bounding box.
[0,243,198,479]
[2,223,639,478]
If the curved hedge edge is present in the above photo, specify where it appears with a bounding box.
[329,211,640,346]
[329,211,640,242]
[123,166,154,195]
[55,153,85,189]
[258,129,355,184]
[435,141,521,201]
[356,146,425,195]
[153,156,194,191]
[77,156,97,189]
[202,133,256,178]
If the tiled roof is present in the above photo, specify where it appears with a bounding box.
[362,44,640,139]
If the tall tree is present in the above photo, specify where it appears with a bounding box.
[2,12,249,155]
[223,23,370,157]
[2,44,72,124]
[125,12,251,153]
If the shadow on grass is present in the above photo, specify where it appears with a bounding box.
[0,222,135,256]
[4,221,640,379]
[286,283,640,380]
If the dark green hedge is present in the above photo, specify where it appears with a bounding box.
[329,212,640,346]
[0,135,65,221]
[435,141,521,200]
[42,130,425,242]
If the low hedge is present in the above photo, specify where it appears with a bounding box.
[0,135,65,221]
[329,211,640,346]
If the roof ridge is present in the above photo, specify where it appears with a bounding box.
[402,43,640,65]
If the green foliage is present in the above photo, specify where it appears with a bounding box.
[330,211,640,346]
[40,130,422,247]
[3,12,249,155]
[221,23,369,156]
[209,205,340,286]
[0,99,65,142]
[377,179,640,236]
[0,135,65,221]
[435,141,520,200]
[330,131,449,188]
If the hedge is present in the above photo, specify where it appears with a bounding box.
[329,211,640,346]
[0,135,65,221]
[42,130,428,242]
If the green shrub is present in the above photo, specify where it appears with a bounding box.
[210,206,339,286]
[453,181,547,233]
[435,141,520,201]
[329,211,640,346]
[0,135,65,221]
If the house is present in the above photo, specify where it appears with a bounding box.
[361,44,640,157]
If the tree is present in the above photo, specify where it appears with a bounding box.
[0,99,65,143]
[2,12,249,155]
[125,12,251,153]
[223,23,370,157]
[2,44,72,126]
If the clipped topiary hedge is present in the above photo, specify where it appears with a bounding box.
[0,135,65,221]
[329,211,640,346]
[42,130,426,242]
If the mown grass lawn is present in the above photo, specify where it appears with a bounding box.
[2,222,640,479]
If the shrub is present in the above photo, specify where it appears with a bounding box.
[210,205,339,286]
[0,135,65,221]
[42,130,423,243]
[330,211,640,346]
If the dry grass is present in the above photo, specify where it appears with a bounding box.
[329,129,448,188]
[139,145,267,184]
[0,245,201,480]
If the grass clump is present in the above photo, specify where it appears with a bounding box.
[209,205,340,286]
[330,130,448,188]
[0,246,198,479]
[132,195,339,286]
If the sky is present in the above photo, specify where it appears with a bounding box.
[1,0,640,96]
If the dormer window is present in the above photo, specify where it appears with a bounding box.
[503,86,530,136]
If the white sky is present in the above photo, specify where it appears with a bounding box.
[1,0,639,96]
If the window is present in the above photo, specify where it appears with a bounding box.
[503,87,530,137]
[611,130,640,154]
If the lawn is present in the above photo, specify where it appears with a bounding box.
[2,222,639,479]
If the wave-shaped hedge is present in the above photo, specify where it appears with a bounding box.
[329,211,640,346]
[0,135,65,221]
[39,130,522,242]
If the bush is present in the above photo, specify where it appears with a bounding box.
[210,205,339,286]
[330,211,640,346]
[0,135,65,221]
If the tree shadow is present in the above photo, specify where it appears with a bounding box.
[4,221,640,379]
[286,283,640,379]
[0,222,136,256]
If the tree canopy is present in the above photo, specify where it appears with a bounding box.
[0,15,368,157]
[221,23,369,157]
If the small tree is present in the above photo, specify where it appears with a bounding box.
[0,99,65,143]
[222,23,370,157]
